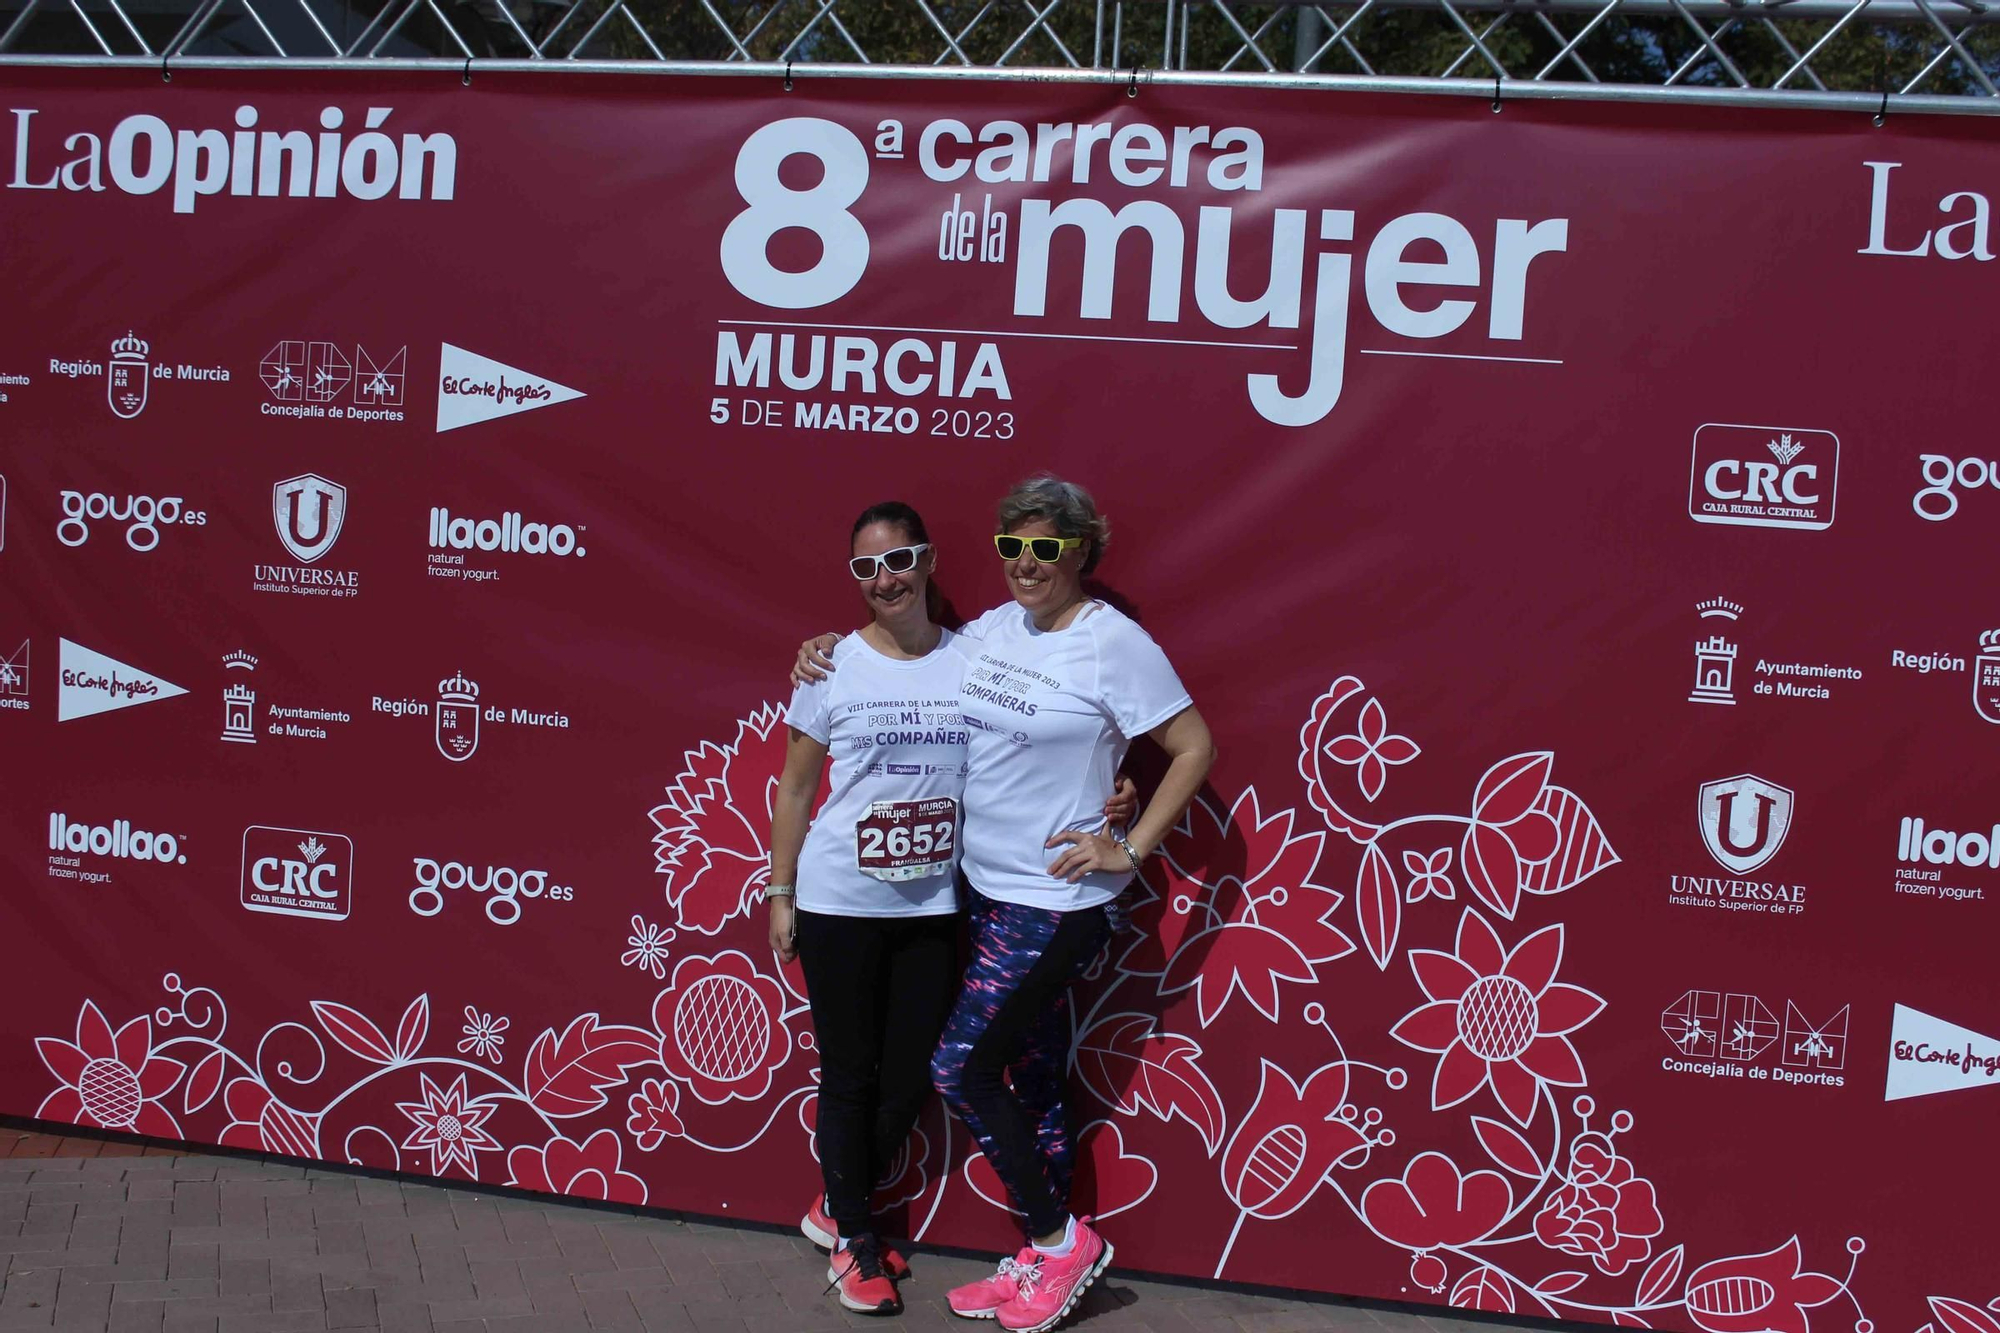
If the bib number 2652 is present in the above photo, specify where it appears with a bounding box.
[856,798,958,882]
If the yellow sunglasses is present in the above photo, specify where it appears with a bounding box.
[993,534,1083,563]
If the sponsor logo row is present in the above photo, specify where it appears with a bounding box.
[17,637,569,760]
[1652,989,2000,1105]
[1665,772,1995,918]
[47,815,568,927]
[0,337,1992,528]
[19,335,583,434]
[0,470,584,591]
[1680,594,1997,723]
[51,802,1996,1104]
[1687,422,1994,527]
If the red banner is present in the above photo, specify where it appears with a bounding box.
[1,66,1996,1327]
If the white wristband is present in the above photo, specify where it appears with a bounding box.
[763,884,796,901]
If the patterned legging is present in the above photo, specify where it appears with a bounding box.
[930,889,1109,1239]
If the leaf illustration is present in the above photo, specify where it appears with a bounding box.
[1613,1313,1652,1328]
[1536,1272,1589,1294]
[1158,923,1316,1029]
[394,995,429,1063]
[310,1001,395,1066]
[183,1050,226,1114]
[1472,752,1553,826]
[1356,842,1401,969]
[1931,1297,2000,1333]
[1073,1013,1226,1156]
[1460,821,1523,920]
[1451,1267,1516,1313]
[1472,1116,1545,1178]
[1635,1245,1686,1308]
[1523,786,1621,896]
[525,1014,659,1118]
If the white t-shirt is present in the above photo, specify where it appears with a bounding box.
[784,631,969,917]
[957,602,1193,910]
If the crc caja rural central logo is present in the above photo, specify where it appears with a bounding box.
[240,825,354,921]
[1688,424,1838,531]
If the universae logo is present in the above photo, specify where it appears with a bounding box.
[1698,773,1795,875]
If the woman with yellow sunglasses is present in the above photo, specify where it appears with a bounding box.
[794,475,1215,1333]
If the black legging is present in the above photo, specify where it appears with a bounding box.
[794,908,960,1238]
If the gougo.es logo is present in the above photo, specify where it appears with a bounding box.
[57,491,208,551]
[1914,453,1999,521]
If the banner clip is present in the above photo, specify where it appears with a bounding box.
[1874,88,1889,126]
[1127,65,1141,98]
[784,59,794,93]
[462,56,473,86]
[1492,75,1503,113]
[160,53,171,82]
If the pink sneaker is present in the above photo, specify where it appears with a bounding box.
[996,1218,1113,1333]
[802,1194,909,1279]
[947,1248,1036,1319]
[801,1193,838,1249]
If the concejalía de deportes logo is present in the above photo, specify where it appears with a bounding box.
[714,114,1573,429]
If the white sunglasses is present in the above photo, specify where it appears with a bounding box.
[850,543,931,580]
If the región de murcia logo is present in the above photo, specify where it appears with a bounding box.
[47,331,230,419]
[370,670,571,762]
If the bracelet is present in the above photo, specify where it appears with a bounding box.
[763,883,796,901]
[1115,839,1143,873]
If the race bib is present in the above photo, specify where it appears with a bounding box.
[856,798,959,882]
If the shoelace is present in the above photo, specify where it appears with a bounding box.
[823,1236,890,1296]
[1013,1259,1045,1296]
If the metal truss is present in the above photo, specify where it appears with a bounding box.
[2,0,1997,113]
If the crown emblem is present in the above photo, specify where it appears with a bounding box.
[1696,597,1743,621]
[1767,434,1804,466]
[1982,628,2000,652]
[439,671,479,703]
[222,650,259,671]
[297,837,326,864]
[109,331,150,362]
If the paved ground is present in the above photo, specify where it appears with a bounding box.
[0,1124,1515,1333]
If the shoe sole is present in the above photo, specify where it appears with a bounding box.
[826,1263,902,1315]
[1004,1240,1115,1333]
[801,1211,836,1250]
[947,1302,1002,1320]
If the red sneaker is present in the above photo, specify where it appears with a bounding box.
[825,1233,902,1315]
[801,1194,909,1279]
[947,1248,1035,1320]
[996,1218,1112,1333]
[801,1192,838,1248]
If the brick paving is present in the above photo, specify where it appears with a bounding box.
[0,1123,1520,1333]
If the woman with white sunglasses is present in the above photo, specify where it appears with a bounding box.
[768,500,1137,1318]
[794,476,1215,1333]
